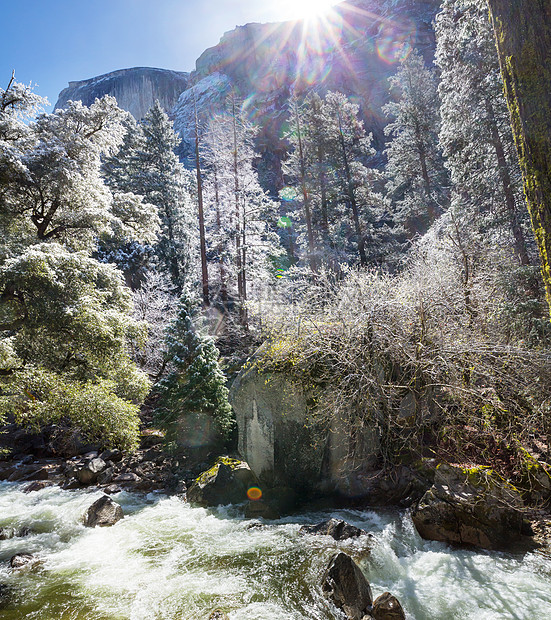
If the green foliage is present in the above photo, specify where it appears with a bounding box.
[0,78,153,446]
[156,292,234,442]
[0,367,140,451]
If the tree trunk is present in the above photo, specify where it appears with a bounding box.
[487,0,551,314]
[485,98,531,266]
[293,103,317,271]
[231,94,248,328]
[212,166,228,308]
[193,93,210,306]
[336,109,367,266]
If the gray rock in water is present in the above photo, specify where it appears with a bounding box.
[208,610,229,620]
[76,457,106,485]
[321,551,372,620]
[84,496,124,527]
[10,553,36,569]
[412,463,526,550]
[301,518,368,541]
[372,592,406,620]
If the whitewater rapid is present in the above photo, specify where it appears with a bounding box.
[0,482,550,619]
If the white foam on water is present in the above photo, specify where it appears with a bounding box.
[0,482,550,619]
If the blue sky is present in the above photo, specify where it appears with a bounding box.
[1,0,336,111]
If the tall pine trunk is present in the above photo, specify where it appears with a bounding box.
[336,109,367,267]
[293,103,317,271]
[487,0,551,313]
[231,94,248,328]
[193,93,210,306]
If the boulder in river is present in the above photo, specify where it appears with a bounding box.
[321,551,372,620]
[412,463,527,550]
[188,457,259,506]
[371,592,406,620]
[76,457,106,485]
[84,495,124,527]
[10,553,37,569]
[208,610,229,619]
[301,518,369,541]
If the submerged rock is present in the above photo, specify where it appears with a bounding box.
[321,551,372,620]
[301,518,369,541]
[23,480,54,493]
[84,496,124,527]
[208,610,229,620]
[188,457,259,507]
[412,464,526,550]
[10,553,37,569]
[372,592,406,620]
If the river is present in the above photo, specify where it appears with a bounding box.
[0,482,550,619]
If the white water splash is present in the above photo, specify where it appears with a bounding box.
[0,482,550,619]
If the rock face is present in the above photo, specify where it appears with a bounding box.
[84,496,124,527]
[54,1,441,189]
[55,67,189,120]
[187,457,259,506]
[301,518,369,541]
[321,552,372,620]
[229,363,380,495]
[412,464,526,550]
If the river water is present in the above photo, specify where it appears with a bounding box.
[0,482,550,619]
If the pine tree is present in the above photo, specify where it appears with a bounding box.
[283,91,386,268]
[156,291,233,443]
[435,0,533,266]
[103,102,197,293]
[202,102,282,324]
[383,49,448,236]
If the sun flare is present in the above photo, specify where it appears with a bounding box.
[283,0,338,20]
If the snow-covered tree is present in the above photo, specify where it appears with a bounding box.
[131,270,178,379]
[1,95,158,255]
[103,102,196,292]
[283,91,387,268]
[202,100,282,323]
[156,291,233,444]
[383,49,448,236]
[435,0,533,266]
[0,78,154,449]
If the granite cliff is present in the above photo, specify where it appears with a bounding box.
[54,67,190,120]
[55,0,441,188]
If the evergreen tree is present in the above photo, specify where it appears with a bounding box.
[435,0,533,266]
[283,91,388,268]
[202,104,282,323]
[0,80,154,449]
[156,291,233,443]
[103,102,196,292]
[383,49,448,236]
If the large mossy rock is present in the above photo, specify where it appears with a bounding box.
[412,464,526,550]
[321,552,372,620]
[187,457,259,507]
[230,360,380,496]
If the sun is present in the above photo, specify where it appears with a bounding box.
[282,0,338,20]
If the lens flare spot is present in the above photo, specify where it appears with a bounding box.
[280,187,298,202]
[247,487,263,501]
[376,18,416,64]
